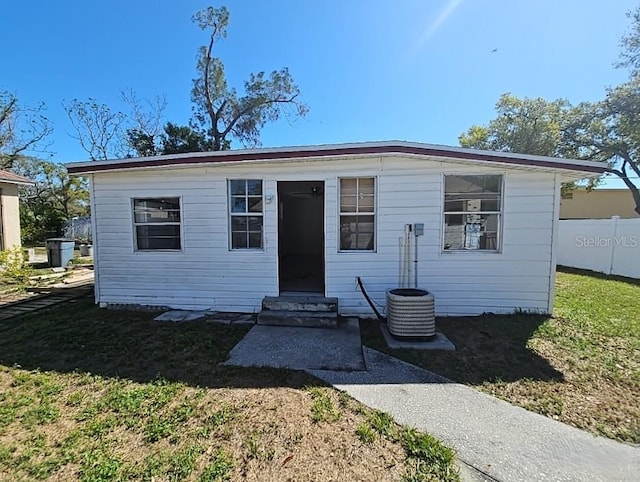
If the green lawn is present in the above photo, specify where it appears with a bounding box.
[0,299,458,481]
[361,269,640,443]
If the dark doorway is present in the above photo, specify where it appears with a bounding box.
[278,181,325,294]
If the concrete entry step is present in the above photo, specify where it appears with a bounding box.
[262,295,338,313]
[257,310,338,328]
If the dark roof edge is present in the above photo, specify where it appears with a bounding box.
[66,142,607,175]
[0,169,35,185]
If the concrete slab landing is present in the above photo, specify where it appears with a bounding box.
[224,318,365,371]
[381,325,456,351]
[154,310,256,324]
[154,310,209,322]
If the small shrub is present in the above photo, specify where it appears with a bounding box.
[0,246,31,284]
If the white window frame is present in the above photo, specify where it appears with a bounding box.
[338,176,377,252]
[132,197,183,252]
[441,174,504,253]
[228,179,264,250]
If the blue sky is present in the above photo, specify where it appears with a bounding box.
[4,1,638,186]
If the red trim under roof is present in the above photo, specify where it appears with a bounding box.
[66,143,607,175]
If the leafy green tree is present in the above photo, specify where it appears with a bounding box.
[459,93,575,158]
[616,7,640,74]
[460,91,640,213]
[126,122,214,156]
[561,6,640,214]
[126,128,157,157]
[0,91,52,169]
[13,158,90,244]
[161,122,213,154]
[66,5,308,159]
[563,80,640,214]
[190,6,308,150]
[459,94,584,194]
[460,7,640,215]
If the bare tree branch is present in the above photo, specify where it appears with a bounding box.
[64,99,126,161]
[0,91,53,168]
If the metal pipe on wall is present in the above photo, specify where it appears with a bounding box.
[414,228,418,289]
[405,224,412,288]
[413,223,424,289]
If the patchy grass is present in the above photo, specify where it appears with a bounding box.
[0,246,92,301]
[401,428,457,481]
[306,386,341,423]
[352,405,458,481]
[0,299,459,480]
[361,269,640,444]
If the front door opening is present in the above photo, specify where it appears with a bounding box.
[278,181,324,294]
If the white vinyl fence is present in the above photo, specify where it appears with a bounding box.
[557,217,640,279]
[63,216,92,243]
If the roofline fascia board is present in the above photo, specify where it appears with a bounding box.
[66,142,607,175]
[0,178,36,186]
[68,155,604,180]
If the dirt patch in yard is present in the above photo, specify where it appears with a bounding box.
[0,370,411,481]
[0,300,459,481]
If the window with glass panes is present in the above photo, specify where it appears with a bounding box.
[443,175,502,251]
[132,198,181,251]
[229,179,263,249]
[339,177,375,251]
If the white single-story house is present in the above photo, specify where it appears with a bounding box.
[66,141,605,317]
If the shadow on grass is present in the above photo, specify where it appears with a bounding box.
[361,314,565,385]
[0,295,566,388]
[26,284,94,296]
[0,297,315,389]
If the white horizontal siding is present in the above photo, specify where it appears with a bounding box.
[92,167,276,313]
[324,165,555,315]
[92,156,556,316]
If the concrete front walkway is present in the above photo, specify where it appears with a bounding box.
[310,348,640,482]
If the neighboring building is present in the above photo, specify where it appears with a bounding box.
[66,141,604,316]
[0,169,34,249]
[560,188,638,219]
